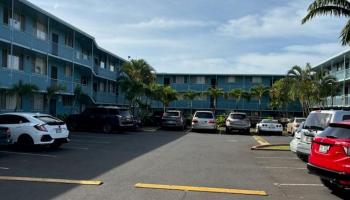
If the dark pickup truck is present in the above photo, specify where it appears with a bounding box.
[66,106,134,133]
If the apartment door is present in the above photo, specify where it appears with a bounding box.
[51,66,58,86]
[52,33,59,56]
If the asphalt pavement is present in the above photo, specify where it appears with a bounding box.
[0,129,348,200]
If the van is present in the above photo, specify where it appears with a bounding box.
[296,110,350,159]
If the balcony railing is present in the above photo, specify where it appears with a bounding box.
[93,91,118,104]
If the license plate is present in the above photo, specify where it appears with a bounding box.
[56,128,62,133]
[319,145,330,153]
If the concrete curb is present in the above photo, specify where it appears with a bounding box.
[251,143,290,151]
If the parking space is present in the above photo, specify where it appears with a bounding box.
[0,129,348,200]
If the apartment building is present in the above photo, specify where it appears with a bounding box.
[155,73,301,116]
[0,0,125,115]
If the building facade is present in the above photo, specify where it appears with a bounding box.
[0,0,125,116]
[312,49,350,107]
[154,73,301,116]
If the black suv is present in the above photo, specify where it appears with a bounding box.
[66,106,133,133]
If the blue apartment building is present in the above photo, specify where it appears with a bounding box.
[312,49,350,107]
[154,73,301,116]
[0,0,125,116]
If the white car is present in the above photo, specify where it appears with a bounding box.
[286,117,306,135]
[191,111,217,132]
[256,119,283,135]
[0,113,69,148]
[290,122,304,153]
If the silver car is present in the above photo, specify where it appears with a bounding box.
[290,122,304,153]
[225,112,251,134]
[191,111,217,132]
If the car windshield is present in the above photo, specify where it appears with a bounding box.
[295,118,305,123]
[261,119,277,123]
[119,109,131,117]
[195,112,214,119]
[230,114,246,120]
[318,125,350,139]
[297,122,304,132]
[164,112,180,117]
[303,113,332,131]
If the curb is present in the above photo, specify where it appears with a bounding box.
[251,143,290,151]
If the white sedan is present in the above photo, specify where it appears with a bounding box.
[0,113,69,148]
[256,119,283,135]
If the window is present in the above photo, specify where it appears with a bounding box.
[0,115,29,124]
[81,76,88,86]
[33,56,46,75]
[176,76,184,84]
[227,76,236,83]
[343,115,350,121]
[36,20,47,40]
[75,51,81,59]
[32,94,44,111]
[82,49,89,60]
[3,9,25,31]
[6,94,17,110]
[109,82,116,93]
[64,34,73,47]
[252,77,262,84]
[7,53,23,71]
[195,76,205,84]
[195,94,206,101]
[99,81,106,92]
[62,95,73,106]
[110,64,115,72]
[64,64,72,78]
[100,61,105,69]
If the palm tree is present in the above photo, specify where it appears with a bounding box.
[302,0,350,45]
[71,85,85,113]
[118,59,156,109]
[287,64,315,116]
[206,87,224,113]
[269,78,292,117]
[46,84,66,113]
[227,88,244,110]
[7,80,38,111]
[152,85,178,112]
[312,73,339,107]
[251,85,268,117]
[183,90,200,114]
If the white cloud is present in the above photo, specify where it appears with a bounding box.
[98,37,184,47]
[217,1,345,39]
[121,18,214,29]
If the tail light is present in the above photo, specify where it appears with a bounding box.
[192,119,198,124]
[208,120,216,124]
[34,124,48,132]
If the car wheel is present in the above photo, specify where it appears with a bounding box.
[17,135,34,149]
[296,153,308,162]
[246,128,251,134]
[103,123,113,133]
[225,127,230,134]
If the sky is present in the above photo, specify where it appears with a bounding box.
[29,0,349,74]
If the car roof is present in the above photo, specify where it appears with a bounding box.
[229,112,246,115]
[195,111,213,113]
[0,112,49,117]
[166,110,181,112]
[311,110,350,114]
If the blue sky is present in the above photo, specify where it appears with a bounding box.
[30,0,349,74]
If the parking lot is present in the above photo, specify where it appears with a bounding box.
[0,129,348,200]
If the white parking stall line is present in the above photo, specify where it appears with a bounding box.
[256,157,298,160]
[0,167,9,170]
[264,166,306,170]
[274,183,324,187]
[0,151,57,158]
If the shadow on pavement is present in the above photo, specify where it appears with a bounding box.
[0,131,186,200]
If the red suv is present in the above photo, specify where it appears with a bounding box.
[307,121,350,191]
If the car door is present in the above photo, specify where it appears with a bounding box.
[0,115,30,143]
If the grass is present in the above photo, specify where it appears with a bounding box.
[257,145,290,151]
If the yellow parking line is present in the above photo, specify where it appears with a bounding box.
[253,136,270,145]
[135,183,267,196]
[0,176,103,185]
